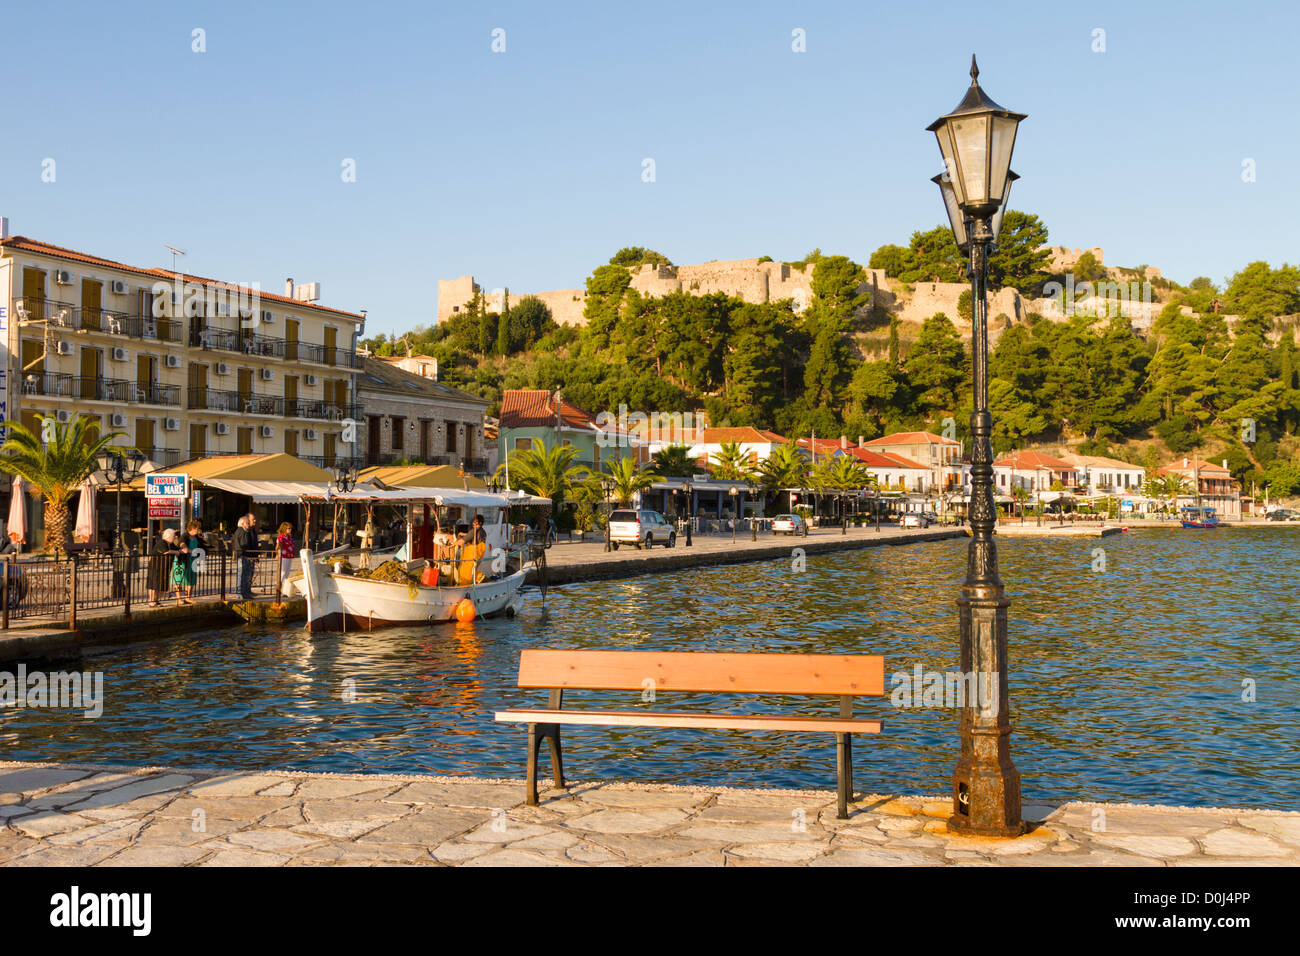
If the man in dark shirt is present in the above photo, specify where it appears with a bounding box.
[234,513,258,600]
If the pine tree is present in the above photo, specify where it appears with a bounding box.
[497,288,511,355]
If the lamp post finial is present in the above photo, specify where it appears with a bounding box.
[970,54,979,83]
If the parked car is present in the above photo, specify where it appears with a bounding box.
[901,513,931,528]
[608,509,676,549]
[771,513,808,536]
[1266,508,1300,522]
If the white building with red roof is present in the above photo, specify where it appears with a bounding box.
[860,430,963,492]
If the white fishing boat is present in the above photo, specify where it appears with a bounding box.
[288,486,543,633]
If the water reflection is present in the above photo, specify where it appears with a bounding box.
[2,528,1296,808]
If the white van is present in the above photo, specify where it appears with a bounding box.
[608,509,676,549]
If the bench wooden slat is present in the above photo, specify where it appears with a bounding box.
[495,708,882,735]
[515,650,884,696]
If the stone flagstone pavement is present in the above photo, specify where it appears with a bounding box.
[2,761,1297,867]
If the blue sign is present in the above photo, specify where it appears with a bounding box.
[146,473,188,498]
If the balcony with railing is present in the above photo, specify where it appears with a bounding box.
[187,388,284,416]
[134,446,184,467]
[299,454,362,471]
[15,300,184,343]
[18,371,74,397]
[70,377,181,406]
[284,400,362,421]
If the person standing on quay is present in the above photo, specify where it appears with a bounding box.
[177,519,202,604]
[275,522,296,584]
[234,513,258,600]
[147,528,179,607]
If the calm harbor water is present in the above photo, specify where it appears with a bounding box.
[3,528,1297,809]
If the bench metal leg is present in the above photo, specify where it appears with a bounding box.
[525,723,565,806]
[836,733,853,819]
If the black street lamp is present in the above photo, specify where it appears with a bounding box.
[929,55,1026,837]
[333,462,358,494]
[601,475,615,552]
[97,449,145,551]
[683,478,693,547]
[728,485,738,543]
[747,481,760,541]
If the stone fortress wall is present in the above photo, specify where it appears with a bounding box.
[436,247,1162,341]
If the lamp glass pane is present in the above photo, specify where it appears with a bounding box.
[934,174,969,249]
[952,115,991,206]
[988,115,1019,201]
[992,174,1015,242]
[933,126,963,206]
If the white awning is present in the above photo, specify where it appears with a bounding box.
[300,485,516,509]
[200,479,335,503]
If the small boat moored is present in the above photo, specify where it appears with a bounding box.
[289,485,542,632]
[1180,505,1220,529]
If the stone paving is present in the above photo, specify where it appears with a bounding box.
[2,761,1296,867]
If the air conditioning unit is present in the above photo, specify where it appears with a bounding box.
[54,269,74,285]
[261,310,274,324]
[260,368,274,381]
[111,347,129,362]
[110,413,128,428]
[111,280,129,295]
[304,428,319,441]
[56,341,75,356]
[56,410,72,423]
[259,425,274,439]
[165,354,182,368]
[163,417,180,431]
[215,362,231,376]
[304,374,318,386]
[214,422,230,436]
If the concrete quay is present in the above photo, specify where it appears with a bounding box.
[527,525,963,586]
[1,761,1295,867]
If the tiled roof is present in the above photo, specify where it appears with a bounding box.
[1159,459,1232,477]
[695,427,788,444]
[862,431,959,447]
[797,436,852,452]
[995,450,1077,470]
[357,356,488,407]
[0,235,363,319]
[499,389,599,432]
[1061,453,1145,470]
[848,448,926,470]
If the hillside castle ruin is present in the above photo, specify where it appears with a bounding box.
[437,247,1166,342]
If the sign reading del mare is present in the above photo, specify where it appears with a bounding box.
[145,474,188,499]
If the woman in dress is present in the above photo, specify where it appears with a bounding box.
[275,522,296,584]
[147,528,179,607]
[177,519,202,604]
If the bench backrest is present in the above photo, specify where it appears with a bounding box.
[516,649,884,697]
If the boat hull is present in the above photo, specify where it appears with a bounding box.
[293,550,525,632]
[1180,520,1219,529]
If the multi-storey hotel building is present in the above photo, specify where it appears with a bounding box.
[0,230,364,469]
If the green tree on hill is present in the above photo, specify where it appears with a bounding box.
[987,210,1052,294]
[1221,261,1300,318]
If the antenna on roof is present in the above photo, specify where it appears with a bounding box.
[163,244,187,274]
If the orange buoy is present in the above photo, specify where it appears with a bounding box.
[455,597,477,623]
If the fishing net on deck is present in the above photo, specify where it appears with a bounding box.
[350,560,421,585]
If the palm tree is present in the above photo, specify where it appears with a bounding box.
[650,443,696,478]
[0,413,122,555]
[603,456,661,506]
[808,456,876,525]
[757,443,808,494]
[1155,473,1191,515]
[496,443,585,504]
[1011,485,1030,522]
[711,440,755,481]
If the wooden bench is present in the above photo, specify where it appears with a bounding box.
[495,649,885,818]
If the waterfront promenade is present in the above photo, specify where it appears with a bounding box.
[1,761,1295,866]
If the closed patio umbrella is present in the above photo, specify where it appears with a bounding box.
[6,475,27,544]
[74,480,96,543]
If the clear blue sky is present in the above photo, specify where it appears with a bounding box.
[2,0,1296,337]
